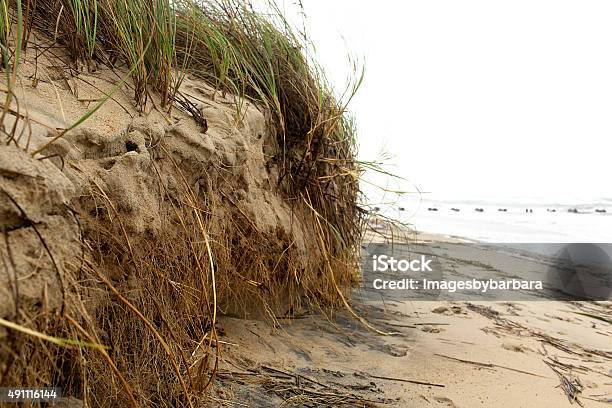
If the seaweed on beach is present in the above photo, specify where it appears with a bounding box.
[545,359,584,406]
[216,364,396,407]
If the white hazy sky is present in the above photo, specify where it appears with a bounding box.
[277,0,612,201]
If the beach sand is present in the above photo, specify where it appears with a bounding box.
[213,233,612,407]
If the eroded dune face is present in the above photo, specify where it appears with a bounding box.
[0,49,331,318]
[0,144,78,317]
[0,36,360,403]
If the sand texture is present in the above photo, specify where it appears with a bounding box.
[213,239,611,407]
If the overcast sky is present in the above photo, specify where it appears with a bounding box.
[277,0,612,202]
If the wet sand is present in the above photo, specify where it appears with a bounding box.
[213,234,612,407]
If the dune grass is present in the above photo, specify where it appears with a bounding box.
[4,0,361,188]
[0,317,107,349]
[8,0,357,133]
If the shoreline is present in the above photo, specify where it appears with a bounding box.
[396,205,612,243]
[363,223,478,245]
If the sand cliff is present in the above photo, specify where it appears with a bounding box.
[0,27,360,405]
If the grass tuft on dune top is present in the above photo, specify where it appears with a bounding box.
[5,0,359,136]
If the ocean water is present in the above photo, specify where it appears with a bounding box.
[388,196,612,243]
